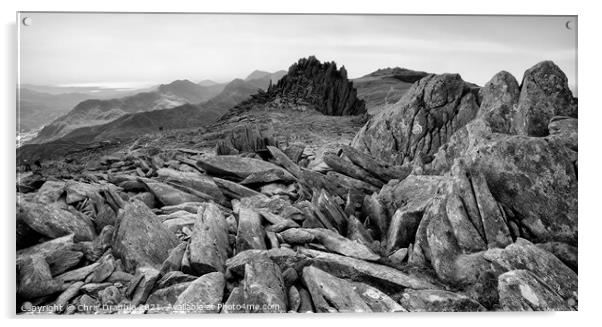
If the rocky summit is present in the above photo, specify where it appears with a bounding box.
[15,59,577,314]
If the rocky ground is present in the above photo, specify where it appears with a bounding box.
[15,58,577,314]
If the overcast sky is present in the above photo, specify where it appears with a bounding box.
[19,13,577,91]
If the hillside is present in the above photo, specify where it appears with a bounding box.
[29,79,225,144]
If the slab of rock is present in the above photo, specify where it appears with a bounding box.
[56,262,100,283]
[236,206,267,252]
[18,201,96,241]
[197,155,294,181]
[267,145,303,178]
[213,177,263,199]
[306,228,380,261]
[352,282,406,312]
[189,203,230,275]
[302,266,372,312]
[240,169,296,185]
[497,269,574,311]
[225,248,308,277]
[323,153,383,188]
[341,145,411,182]
[174,272,225,313]
[279,228,315,244]
[400,289,486,312]
[157,168,225,203]
[112,200,179,272]
[243,254,287,313]
[141,180,203,206]
[53,281,84,313]
[299,248,437,291]
[326,171,378,195]
[513,61,577,136]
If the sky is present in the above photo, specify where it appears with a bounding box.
[18,13,577,92]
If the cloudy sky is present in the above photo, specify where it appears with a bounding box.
[19,13,577,91]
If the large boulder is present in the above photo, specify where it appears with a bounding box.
[197,155,294,181]
[513,61,577,136]
[189,202,230,275]
[18,199,96,241]
[477,70,520,134]
[352,73,479,165]
[112,200,179,272]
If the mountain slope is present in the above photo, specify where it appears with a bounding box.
[17,72,285,162]
[18,89,92,132]
[29,79,225,144]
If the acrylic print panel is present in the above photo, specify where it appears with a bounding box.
[16,12,577,314]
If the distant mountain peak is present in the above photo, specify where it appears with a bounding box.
[245,70,271,81]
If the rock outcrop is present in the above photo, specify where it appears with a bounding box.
[352,73,480,165]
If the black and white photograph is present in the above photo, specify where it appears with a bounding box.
[9,5,586,318]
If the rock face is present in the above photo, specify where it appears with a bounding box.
[513,61,577,136]
[352,73,480,165]
[112,200,180,272]
[265,56,366,116]
[430,122,577,244]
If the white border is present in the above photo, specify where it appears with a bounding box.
[2,0,600,326]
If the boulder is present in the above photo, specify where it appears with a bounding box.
[17,254,63,299]
[141,180,203,206]
[174,272,225,313]
[189,203,230,275]
[156,168,225,203]
[197,155,294,181]
[497,269,574,311]
[513,61,577,136]
[112,200,179,272]
[18,200,96,241]
[299,248,437,291]
[477,70,520,134]
[306,228,380,261]
[302,266,372,312]
[235,206,267,252]
[242,254,288,313]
